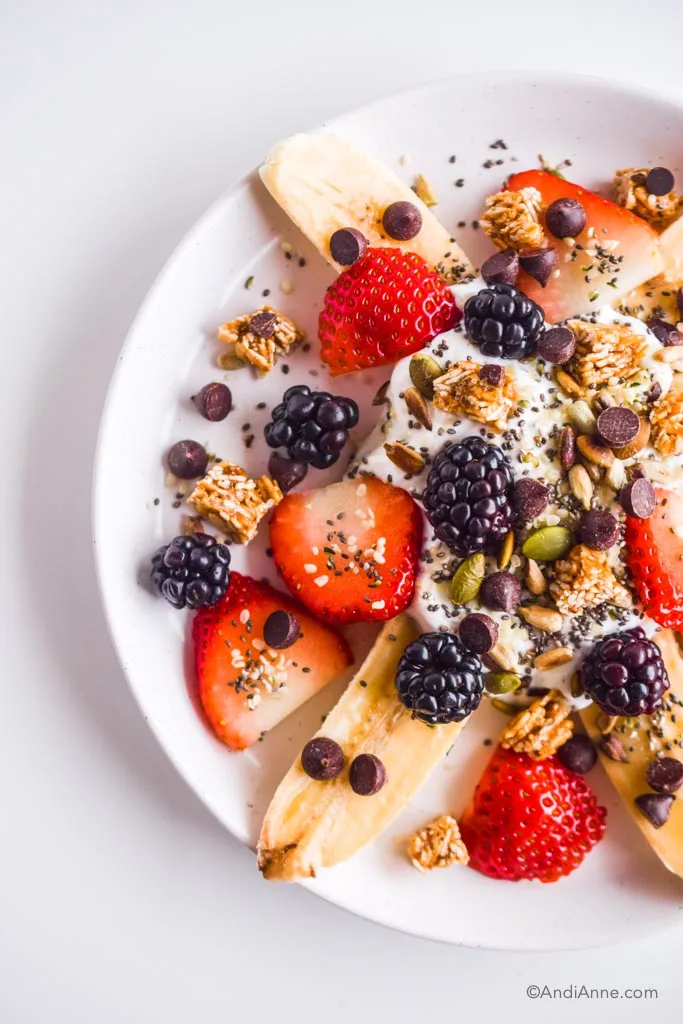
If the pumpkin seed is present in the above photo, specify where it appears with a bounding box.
[449,552,485,605]
[497,530,515,570]
[486,672,522,694]
[409,353,443,400]
[491,698,518,716]
[522,525,573,562]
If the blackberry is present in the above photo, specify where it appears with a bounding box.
[150,533,231,610]
[463,283,544,359]
[264,385,358,470]
[395,632,483,725]
[580,627,669,717]
[422,436,514,555]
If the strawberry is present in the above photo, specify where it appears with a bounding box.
[269,476,422,624]
[460,746,606,883]
[193,572,353,750]
[318,247,460,375]
[625,486,683,630]
[506,169,662,322]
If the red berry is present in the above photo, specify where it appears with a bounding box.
[625,486,683,629]
[318,247,460,375]
[460,747,606,883]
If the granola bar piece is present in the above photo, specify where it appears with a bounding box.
[550,544,632,616]
[500,691,573,760]
[217,306,304,375]
[481,187,545,251]
[613,167,683,231]
[567,319,648,387]
[407,814,469,873]
[651,384,683,456]
[432,361,517,431]
[188,461,283,544]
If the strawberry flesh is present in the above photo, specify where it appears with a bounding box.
[626,486,683,630]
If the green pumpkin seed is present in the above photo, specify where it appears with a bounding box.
[522,525,573,562]
[409,353,443,399]
[491,698,518,716]
[486,672,522,695]
[449,552,485,605]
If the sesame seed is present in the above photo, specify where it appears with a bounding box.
[239,609,250,624]
[314,575,329,587]
[304,563,318,574]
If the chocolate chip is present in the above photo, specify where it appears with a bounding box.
[301,738,344,781]
[459,613,499,654]
[249,310,277,339]
[264,610,300,650]
[646,756,683,794]
[349,753,387,795]
[557,734,597,775]
[512,478,550,521]
[481,249,519,286]
[478,364,505,387]
[677,287,683,321]
[192,382,233,422]
[537,326,576,364]
[647,316,682,346]
[329,227,367,266]
[577,509,620,551]
[167,440,209,479]
[268,452,308,493]
[382,201,422,241]
[480,571,521,613]
[620,477,656,519]
[645,166,675,196]
[596,407,640,448]
[545,197,587,239]
[519,246,558,287]
[635,792,674,829]
[647,381,663,404]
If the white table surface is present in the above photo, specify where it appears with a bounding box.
[2,2,683,1020]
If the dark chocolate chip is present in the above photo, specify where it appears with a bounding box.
[349,753,387,796]
[478,364,505,387]
[249,310,278,339]
[459,613,499,654]
[537,326,576,364]
[480,571,521,613]
[167,440,209,479]
[596,407,640,448]
[382,201,422,241]
[519,246,558,287]
[646,756,683,794]
[481,249,519,286]
[557,733,597,775]
[512,478,550,521]
[545,197,587,239]
[301,738,344,781]
[647,316,682,346]
[645,166,675,197]
[647,381,663,404]
[329,227,368,266]
[267,452,308,493]
[192,382,233,422]
[620,477,656,519]
[577,509,620,551]
[264,610,300,650]
[635,792,674,829]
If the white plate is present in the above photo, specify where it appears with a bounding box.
[94,72,683,949]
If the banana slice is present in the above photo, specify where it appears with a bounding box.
[260,133,476,284]
[618,216,683,321]
[258,615,466,881]
[580,628,683,878]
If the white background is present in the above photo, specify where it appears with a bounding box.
[2,1,683,1021]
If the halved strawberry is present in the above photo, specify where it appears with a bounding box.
[625,487,683,630]
[193,572,353,750]
[506,170,662,322]
[269,476,423,624]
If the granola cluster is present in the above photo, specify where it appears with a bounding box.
[407,814,469,873]
[218,306,303,375]
[613,167,683,231]
[500,691,573,761]
[188,461,283,543]
[567,319,648,387]
[432,361,517,430]
[650,384,683,456]
[481,187,545,251]
[550,544,631,616]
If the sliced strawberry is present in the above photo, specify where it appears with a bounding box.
[193,572,353,750]
[626,486,683,630]
[269,476,422,624]
[506,170,662,322]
